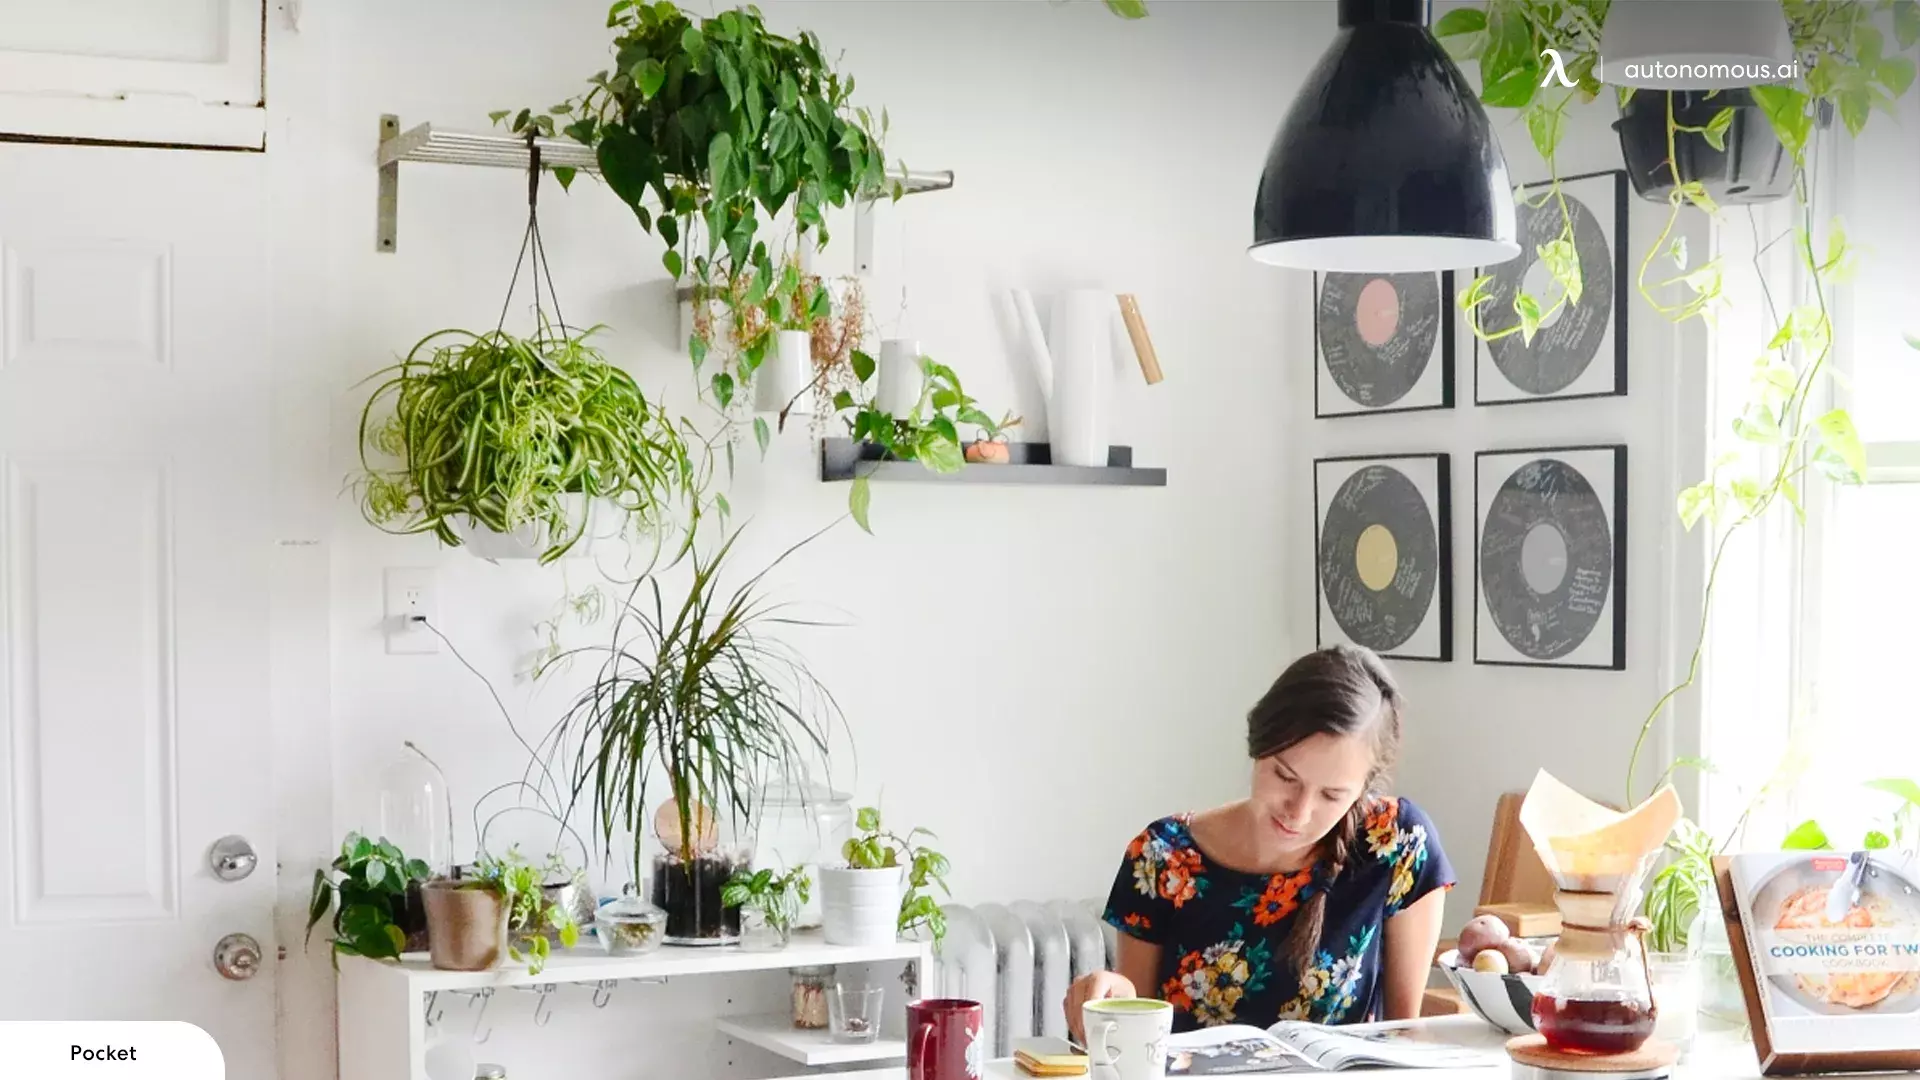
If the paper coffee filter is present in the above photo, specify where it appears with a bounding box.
[1518,770,1681,892]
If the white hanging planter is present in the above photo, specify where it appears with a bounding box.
[449,493,610,562]
[874,338,922,418]
[756,329,816,414]
[817,865,904,946]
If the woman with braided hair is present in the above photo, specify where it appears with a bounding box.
[1065,645,1454,1038]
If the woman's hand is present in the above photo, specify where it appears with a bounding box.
[1063,970,1137,1044]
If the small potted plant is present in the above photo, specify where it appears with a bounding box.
[818,807,951,948]
[963,410,1022,465]
[722,865,812,952]
[306,832,432,964]
[422,849,580,974]
[471,848,581,975]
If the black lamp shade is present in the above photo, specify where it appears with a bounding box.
[1251,0,1519,272]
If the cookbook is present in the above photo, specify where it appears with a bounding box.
[1729,849,1920,1056]
[1166,1021,1497,1074]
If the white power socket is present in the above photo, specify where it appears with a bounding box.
[383,567,439,654]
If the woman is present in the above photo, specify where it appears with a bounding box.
[1066,645,1453,1038]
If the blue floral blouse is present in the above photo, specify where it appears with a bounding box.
[1102,797,1454,1032]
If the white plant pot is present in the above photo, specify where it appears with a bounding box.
[875,339,922,417]
[1042,290,1114,468]
[450,493,606,562]
[757,329,815,414]
[818,865,904,946]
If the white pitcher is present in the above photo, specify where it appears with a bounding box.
[1013,288,1115,468]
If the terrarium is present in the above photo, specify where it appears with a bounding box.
[648,799,752,945]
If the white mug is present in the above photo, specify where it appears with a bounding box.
[1083,998,1174,1080]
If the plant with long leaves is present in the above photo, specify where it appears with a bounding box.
[305,832,431,966]
[500,2,892,414]
[542,525,844,883]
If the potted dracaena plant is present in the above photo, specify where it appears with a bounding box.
[818,806,951,948]
[541,524,843,946]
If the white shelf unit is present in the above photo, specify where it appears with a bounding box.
[716,1012,905,1067]
[374,114,955,253]
[337,931,932,1080]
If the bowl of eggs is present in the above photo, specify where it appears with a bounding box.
[1437,914,1556,1035]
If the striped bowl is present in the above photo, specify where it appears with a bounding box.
[1437,949,1549,1035]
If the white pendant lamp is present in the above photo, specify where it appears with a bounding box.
[1600,0,1797,90]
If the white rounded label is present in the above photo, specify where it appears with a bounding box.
[0,1022,224,1077]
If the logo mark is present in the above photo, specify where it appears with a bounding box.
[1540,48,1577,88]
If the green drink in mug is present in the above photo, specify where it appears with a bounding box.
[1082,998,1174,1080]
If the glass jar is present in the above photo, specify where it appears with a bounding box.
[754,778,852,930]
[791,965,835,1030]
[595,895,667,956]
[1532,892,1658,1054]
[739,907,789,952]
[375,743,455,877]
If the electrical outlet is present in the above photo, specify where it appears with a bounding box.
[383,567,439,654]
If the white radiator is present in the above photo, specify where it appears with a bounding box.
[927,899,1117,1057]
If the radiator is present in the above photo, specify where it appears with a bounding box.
[928,899,1117,1058]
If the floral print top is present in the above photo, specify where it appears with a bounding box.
[1102,797,1454,1032]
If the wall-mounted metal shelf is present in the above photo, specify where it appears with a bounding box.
[820,439,1168,487]
[375,113,955,253]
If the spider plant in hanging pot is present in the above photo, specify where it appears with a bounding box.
[544,525,843,945]
[354,143,702,564]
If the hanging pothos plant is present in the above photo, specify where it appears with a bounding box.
[1435,0,1919,952]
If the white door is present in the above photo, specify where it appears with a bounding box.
[0,141,276,1075]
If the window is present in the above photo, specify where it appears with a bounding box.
[1699,97,1920,849]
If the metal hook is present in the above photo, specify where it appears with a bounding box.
[468,987,495,1045]
[531,983,557,1027]
[592,979,616,1009]
[423,990,444,1029]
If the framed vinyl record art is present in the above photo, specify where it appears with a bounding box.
[1314,453,1452,661]
[1474,445,1627,670]
[1313,271,1454,417]
[1473,170,1629,406]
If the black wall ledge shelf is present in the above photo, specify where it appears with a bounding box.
[818,439,1167,487]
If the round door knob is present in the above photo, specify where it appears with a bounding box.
[208,835,257,882]
[214,933,263,980]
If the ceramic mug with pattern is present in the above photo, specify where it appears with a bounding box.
[909,998,985,1080]
[1084,997,1175,1080]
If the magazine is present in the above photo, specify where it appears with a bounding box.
[1165,1021,1498,1074]
[1729,849,1920,1056]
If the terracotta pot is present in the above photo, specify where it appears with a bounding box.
[422,880,507,971]
[965,441,1010,464]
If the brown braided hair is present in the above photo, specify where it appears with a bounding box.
[1246,645,1404,973]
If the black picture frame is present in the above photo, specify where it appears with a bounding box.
[1313,270,1456,419]
[1313,452,1453,662]
[1472,444,1628,671]
[1472,170,1630,407]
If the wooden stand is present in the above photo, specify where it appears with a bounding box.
[1505,1035,1678,1080]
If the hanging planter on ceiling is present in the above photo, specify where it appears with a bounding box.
[1613,89,1800,206]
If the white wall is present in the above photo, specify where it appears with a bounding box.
[1278,72,1712,922]
[271,2,1331,1076]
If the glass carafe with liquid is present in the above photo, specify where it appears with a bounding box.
[1532,884,1658,1054]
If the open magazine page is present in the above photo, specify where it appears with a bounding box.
[1165,1025,1312,1075]
[1264,1022,1499,1070]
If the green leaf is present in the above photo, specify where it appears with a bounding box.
[1897,0,1920,48]
[1539,237,1582,305]
[488,110,510,124]
[708,132,734,201]
[1781,819,1832,850]
[1905,331,1920,351]
[1675,181,1719,216]
[1866,777,1920,809]
[1433,7,1487,36]
[1730,477,1765,515]
[849,475,872,533]
[1676,481,1716,530]
[917,436,965,474]
[1840,87,1872,136]
[753,416,770,457]
[1668,235,1689,270]
[850,349,876,384]
[663,249,683,278]
[1781,478,1804,521]
[1878,56,1917,98]
[1732,405,1784,444]
[856,806,881,832]
[689,333,708,369]
[1751,85,1813,160]
[1104,0,1149,16]
[1482,63,1543,108]
[1768,315,1797,351]
[1865,830,1893,850]
[1702,106,1735,152]
[682,24,705,53]
[552,166,577,192]
[1813,409,1868,481]
[636,57,667,98]
[384,924,407,954]
[1526,103,1564,161]
[832,390,854,412]
[711,371,734,408]
[1514,292,1544,345]
[1856,21,1886,66]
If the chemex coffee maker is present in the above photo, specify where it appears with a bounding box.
[1508,772,1683,1080]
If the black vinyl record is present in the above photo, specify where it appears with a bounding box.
[1478,457,1613,661]
[1318,464,1439,653]
[1485,195,1613,394]
[1316,272,1444,410]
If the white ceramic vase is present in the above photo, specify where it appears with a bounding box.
[817,865,904,946]
[875,338,923,417]
[755,329,815,414]
[1015,289,1113,468]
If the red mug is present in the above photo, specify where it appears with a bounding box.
[908,998,985,1080]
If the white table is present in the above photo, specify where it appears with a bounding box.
[969,1015,1916,1080]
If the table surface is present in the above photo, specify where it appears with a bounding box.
[977,1015,1916,1080]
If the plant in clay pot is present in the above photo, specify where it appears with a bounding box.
[305,832,432,964]
[722,864,811,951]
[468,847,581,975]
[818,806,951,948]
[963,409,1023,465]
